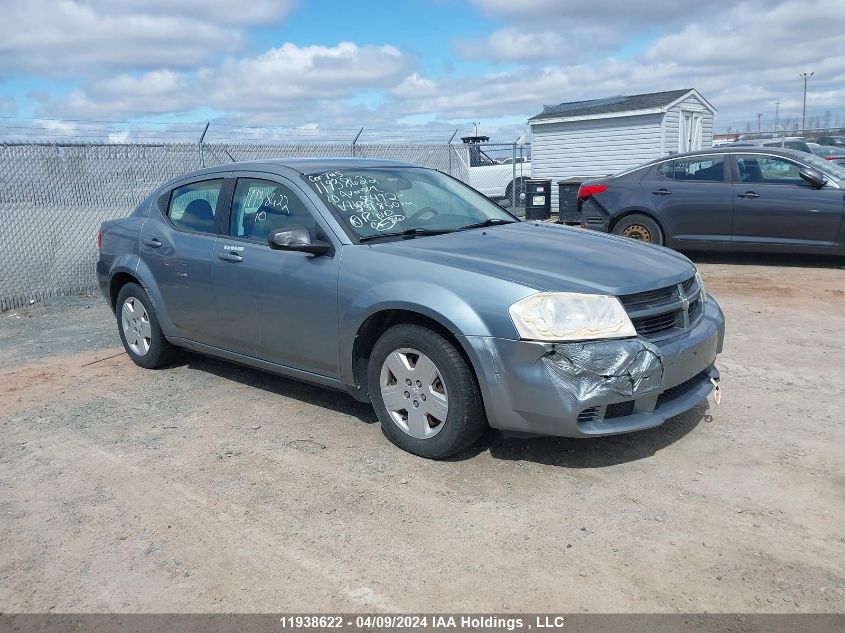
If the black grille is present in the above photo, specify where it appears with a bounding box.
[657,372,707,405]
[631,311,680,336]
[619,275,702,340]
[618,286,677,311]
[605,400,636,418]
[578,406,600,423]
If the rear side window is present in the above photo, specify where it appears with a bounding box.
[658,156,725,182]
[656,162,675,179]
[167,180,223,233]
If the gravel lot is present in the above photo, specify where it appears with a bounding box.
[1,254,843,613]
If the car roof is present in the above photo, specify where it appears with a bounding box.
[157,157,424,190]
[656,146,809,160]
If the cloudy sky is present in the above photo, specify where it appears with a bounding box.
[1,0,843,141]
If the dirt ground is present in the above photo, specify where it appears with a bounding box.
[1,254,843,613]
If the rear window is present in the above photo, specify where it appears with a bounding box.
[656,156,725,182]
[167,180,222,233]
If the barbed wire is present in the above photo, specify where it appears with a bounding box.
[0,116,478,145]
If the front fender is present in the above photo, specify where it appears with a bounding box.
[338,280,505,387]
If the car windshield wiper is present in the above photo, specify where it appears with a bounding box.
[358,227,454,242]
[454,218,517,232]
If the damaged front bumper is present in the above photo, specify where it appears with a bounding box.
[461,299,725,437]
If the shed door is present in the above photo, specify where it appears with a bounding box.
[679,111,703,152]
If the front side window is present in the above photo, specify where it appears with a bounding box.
[230,178,317,242]
[658,156,725,182]
[736,155,803,185]
[168,180,222,233]
[305,168,515,240]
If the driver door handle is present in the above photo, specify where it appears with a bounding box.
[738,191,760,199]
[217,252,243,263]
[143,238,162,248]
[651,189,672,196]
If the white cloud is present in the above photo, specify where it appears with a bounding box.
[388,0,845,131]
[453,28,574,63]
[0,0,294,76]
[15,0,845,136]
[209,42,410,111]
[389,73,437,98]
[37,42,413,120]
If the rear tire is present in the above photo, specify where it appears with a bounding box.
[505,177,526,204]
[612,214,664,246]
[116,282,177,369]
[368,324,486,459]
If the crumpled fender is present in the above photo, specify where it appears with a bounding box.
[541,337,664,401]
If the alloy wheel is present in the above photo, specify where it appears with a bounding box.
[121,296,152,356]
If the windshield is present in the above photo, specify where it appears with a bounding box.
[799,152,845,181]
[304,168,516,240]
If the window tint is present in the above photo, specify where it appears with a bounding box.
[736,155,803,185]
[168,180,222,233]
[661,156,725,182]
[656,162,674,179]
[230,178,317,242]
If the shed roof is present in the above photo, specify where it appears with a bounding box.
[529,89,715,124]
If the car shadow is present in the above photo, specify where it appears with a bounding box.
[451,404,709,468]
[683,251,845,269]
[178,352,379,425]
[171,352,707,467]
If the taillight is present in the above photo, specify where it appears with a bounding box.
[97,228,102,254]
[577,184,608,199]
[825,156,837,161]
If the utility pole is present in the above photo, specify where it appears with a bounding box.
[800,72,814,131]
[757,113,762,133]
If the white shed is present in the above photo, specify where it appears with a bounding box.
[528,89,717,209]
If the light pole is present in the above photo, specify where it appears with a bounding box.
[774,101,780,131]
[471,122,480,136]
[757,113,762,133]
[800,72,814,131]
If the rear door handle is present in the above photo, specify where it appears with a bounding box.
[143,238,162,248]
[217,252,243,263]
[651,189,672,196]
[738,191,760,199]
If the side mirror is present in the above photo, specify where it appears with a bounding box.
[799,167,827,189]
[268,226,332,256]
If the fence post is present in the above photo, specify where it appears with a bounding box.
[351,127,363,157]
[447,129,458,175]
[511,142,517,210]
[198,121,210,168]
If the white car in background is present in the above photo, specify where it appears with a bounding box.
[457,136,531,202]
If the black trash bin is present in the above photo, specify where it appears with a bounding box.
[524,179,552,221]
[557,178,585,225]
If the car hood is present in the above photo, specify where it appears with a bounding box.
[369,222,695,295]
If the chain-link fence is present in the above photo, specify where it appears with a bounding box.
[0,141,472,311]
[715,126,845,144]
[450,140,531,214]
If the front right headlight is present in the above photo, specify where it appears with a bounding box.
[508,292,636,342]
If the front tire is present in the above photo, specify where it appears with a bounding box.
[116,282,176,369]
[612,214,664,245]
[368,324,486,459]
